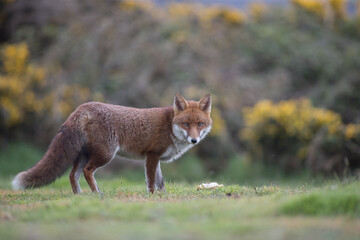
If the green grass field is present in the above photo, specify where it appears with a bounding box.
[0,143,360,240]
[1,176,360,240]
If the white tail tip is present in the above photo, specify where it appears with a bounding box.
[12,172,26,190]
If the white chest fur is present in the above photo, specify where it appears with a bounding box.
[160,124,211,162]
[160,125,193,162]
[160,137,193,162]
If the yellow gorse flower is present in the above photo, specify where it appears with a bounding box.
[222,8,246,25]
[241,98,342,142]
[200,6,246,25]
[291,0,325,18]
[0,43,49,126]
[0,43,102,127]
[345,124,360,139]
[167,3,197,18]
[249,2,267,21]
[2,43,28,75]
[119,0,151,12]
[329,0,347,20]
[240,98,352,162]
[210,106,226,137]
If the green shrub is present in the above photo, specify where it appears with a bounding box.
[240,98,360,175]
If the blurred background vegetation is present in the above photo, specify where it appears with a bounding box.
[1,0,360,183]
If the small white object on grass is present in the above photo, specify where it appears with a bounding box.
[196,182,224,190]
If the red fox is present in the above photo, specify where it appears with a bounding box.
[12,93,212,194]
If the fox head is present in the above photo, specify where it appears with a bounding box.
[172,93,212,144]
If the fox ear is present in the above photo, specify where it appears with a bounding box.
[199,93,211,113]
[173,93,188,113]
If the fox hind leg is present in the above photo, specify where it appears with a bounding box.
[83,156,107,193]
[69,157,87,194]
[83,145,119,193]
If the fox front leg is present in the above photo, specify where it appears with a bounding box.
[155,162,165,191]
[145,153,160,193]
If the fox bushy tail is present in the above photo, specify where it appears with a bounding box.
[12,124,86,190]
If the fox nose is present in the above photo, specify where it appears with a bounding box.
[191,138,198,144]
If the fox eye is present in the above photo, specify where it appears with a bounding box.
[183,122,189,127]
[198,122,204,127]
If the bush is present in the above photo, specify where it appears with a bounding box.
[240,98,360,175]
[307,124,360,176]
[0,43,51,133]
[0,43,103,143]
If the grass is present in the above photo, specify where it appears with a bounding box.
[1,142,360,239]
[1,176,360,240]
[280,182,360,217]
